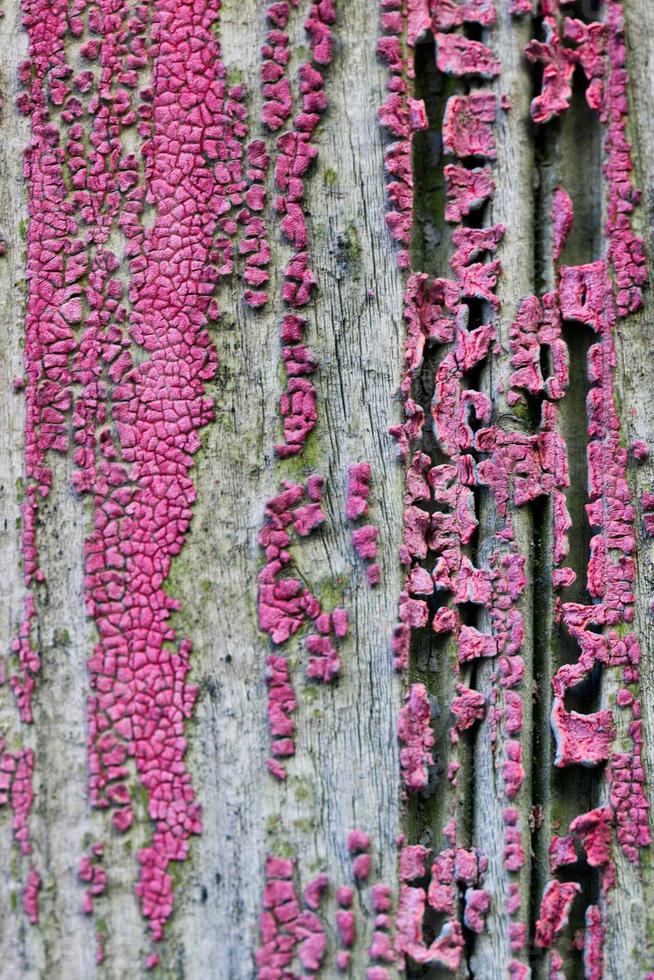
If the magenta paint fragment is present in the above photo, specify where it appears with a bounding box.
[395,885,465,969]
[435,33,501,79]
[347,464,381,586]
[378,0,426,269]
[431,0,497,29]
[444,164,495,223]
[526,18,577,123]
[534,880,581,948]
[442,93,498,159]
[259,479,349,773]
[78,843,107,916]
[509,0,533,14]
[267,1,335,457]
[347,464,371,520]
[23,867,41,925]
[463,888,490,933]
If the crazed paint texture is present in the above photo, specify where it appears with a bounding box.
[83,0,229,943]
[256,833,395,977]
[9,0,654,972]
[17,0,240,954]
[259,478,348,778]
[267,0,335,458]
[256,854,332,977]
[15,0,344,959]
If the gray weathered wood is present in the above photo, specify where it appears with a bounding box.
[1,1,654,977]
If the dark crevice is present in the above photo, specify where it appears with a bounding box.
[412,35,454,276]
[558,71,604,267]
[557,319,593,648]
[408,25,458,783]
[462,22,483,43]
[527,6,605,971]
[566,0,602,21]
[406,20,504,972]
[528,38,557,975]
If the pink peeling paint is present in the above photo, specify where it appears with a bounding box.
[509,0,533,14]
[380,5,534,966]
[397,683,434,792]
[395,886,465,970]
[378,0,427,269]
[534,880,581,948]
[347,463,372,520]
[347,830,371,858]
[584,904,604,980]
[267,0,335,457]
[23,867,41,925]
[442,93,498,160]
[347,464,381,587]
[396,842,488,969]
[352,526,379,561]
[450,684,485,736]
[259,479,348,774]
[8,0,652,970]
[526,17,577,123]
[78,843,107,916]
[256,856,302,978]
[444,164,495,223]
[11,0,72,900]
[17,0,249,945]
[242,139,272,308]
[435,34,501,79]
[78,0,231,941]
[464,888,490,933]
[552,187,574,262]
[551,698,615,768]
[431,0,497,29]
[518,5,652,962]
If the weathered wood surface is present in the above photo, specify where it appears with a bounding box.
[0,0,654,978]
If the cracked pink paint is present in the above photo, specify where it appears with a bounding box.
[347,464,381,586]
[23,867,41,925]
[534,880,581,948]
[444,164,495,223]
[552,187,574,262]
[509,0,532,14]
[78,843,107,916]
[521,8,652,961]
[396,843,488,969]
[242,137,272,308]
[12,15,73,895]
[551,698,614,768]
[442,92,498,160]
[526,17,577,123]
[378,0,427,269]
[346,463,371,520]
[450,684,486,738]
[435,33,501,79]
[259,480,348,774]
[74,0,231,942]
[397,683,434,792]
[431,0,497,29]
[268,1,335,457]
